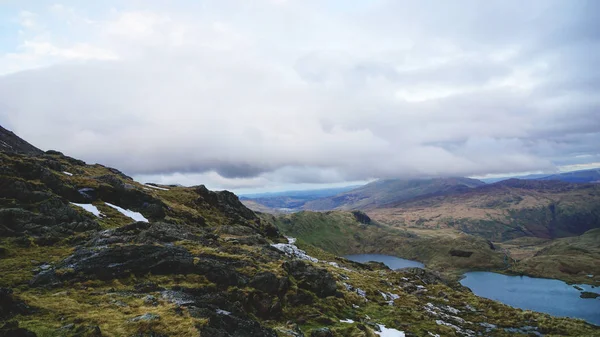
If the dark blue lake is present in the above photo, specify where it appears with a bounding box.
[344,254,424,269]
[461,271,600,326]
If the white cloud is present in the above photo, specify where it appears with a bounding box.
[0,0,598,192]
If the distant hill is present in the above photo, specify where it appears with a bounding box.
[481,168,600,184]
[302,177,485,211]
[240,185,360,211]
[369,178,600,241]
[0,125,43,155]
[537,169,600,183]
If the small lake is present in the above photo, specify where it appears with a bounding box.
[461,272,600,326]
[344,254,424,269]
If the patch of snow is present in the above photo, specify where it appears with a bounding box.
[271,238,318,262]
[70,203,101,217]
[105,202,148,222]
[380,291,400,305]
[62,171,73,176]
[588,274,594,278]
[356,288,367,298]
[352,304,360,308]
[428,332,441,337]
[287,237,296,244]
[340,319,354,323]
[216,309,231,315]
[375,324,405,337]
[144,184,169,191]
[0,140,13,149]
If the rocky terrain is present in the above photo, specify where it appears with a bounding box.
[1,127,599,336]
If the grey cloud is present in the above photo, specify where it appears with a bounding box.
[1,0,598,190]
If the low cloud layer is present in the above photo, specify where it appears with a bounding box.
[1,1,599,191]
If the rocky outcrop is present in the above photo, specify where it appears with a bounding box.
[0,125,43,155]
[283,260,337,298]
[0,288,32,320]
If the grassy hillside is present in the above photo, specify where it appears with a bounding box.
[369,179,600,242]
[303,177,485,211]
[266,210,506,278]
[505,228,600,285]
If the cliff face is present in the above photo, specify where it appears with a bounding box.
[0,131,598,336]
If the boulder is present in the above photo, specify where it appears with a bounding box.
[282,260,337,298]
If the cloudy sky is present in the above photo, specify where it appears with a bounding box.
[1,0,599,193]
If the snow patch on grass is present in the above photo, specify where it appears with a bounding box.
[70,203,101,217]
[63,171,73,176]
[375,324,405,337]
[144,184,170,191]
[105,202,148,222]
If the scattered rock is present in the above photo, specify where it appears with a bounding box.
[580,291,600,299]
[129,313,160,322]
[310,327,334,337]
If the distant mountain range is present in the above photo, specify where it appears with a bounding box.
[481,168,600,183]
[239,186,359,212]
[302,177,485,211]
[243,169,600,213]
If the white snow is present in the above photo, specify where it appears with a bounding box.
[63,171,73,176]
[70,203,101,217]
[144,184,170,191]
[271,237,318,262]
[105,202,148,222]
[215,309,231,315]
[375,324,405,337]
[340,319,354,323]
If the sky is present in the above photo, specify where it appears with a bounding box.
[0,0,599,193]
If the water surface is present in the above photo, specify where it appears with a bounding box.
[461,271,600,325]
[345,254,424,269]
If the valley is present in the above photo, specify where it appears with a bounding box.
[1,126,599,336]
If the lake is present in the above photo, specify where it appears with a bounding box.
[344,254,424,269]
[344,254,600,326]
[461,271,600,326]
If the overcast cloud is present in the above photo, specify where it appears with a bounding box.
[1,0,599,192]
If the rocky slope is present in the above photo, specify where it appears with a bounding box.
[1,129,599,336]
[303,178,485,211]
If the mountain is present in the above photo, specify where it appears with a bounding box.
[481,168,600,184]
[240,186,360,212]
[303,177,485,211]
[369,178,600,243]
[4,128,597,336]
[0,125,44,155]
[537,168,600,183]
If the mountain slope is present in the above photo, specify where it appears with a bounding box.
[303,177,485,211]
[0,125,43,155]
[537,168,600,183]
[369,179,600,242]
[1,130,599,336]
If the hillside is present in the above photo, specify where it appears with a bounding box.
[303,177,485,211]
[3,130,598,336]
[267,211,506,276]
[0,125,44,155]
[537,169,600,183]
[240,186,359,212]
[504,228,600,284]
[369,179,600,242]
